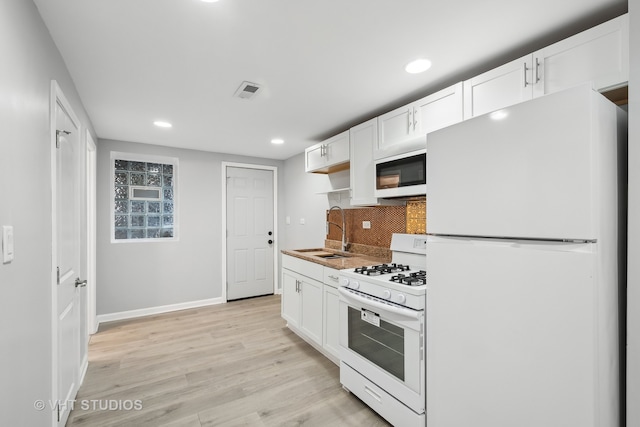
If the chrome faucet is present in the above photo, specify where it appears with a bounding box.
[327,205,349,252]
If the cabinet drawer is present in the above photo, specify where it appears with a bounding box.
[323,267,341,288]
[282,255,323,282]
[340,362,424,427]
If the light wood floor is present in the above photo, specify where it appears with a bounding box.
[67,295,390,427]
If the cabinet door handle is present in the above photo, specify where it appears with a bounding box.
[413,107,418,131]
[407,109,413,134]
[523,62,529,87]
[535,57,541,83]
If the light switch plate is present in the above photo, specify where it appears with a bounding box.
[2,225,14,263]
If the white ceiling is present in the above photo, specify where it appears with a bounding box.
[33,0,626,160]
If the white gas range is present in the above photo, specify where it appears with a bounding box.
[338,233,427,427]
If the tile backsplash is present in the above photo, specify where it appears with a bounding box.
[327,199,426,249]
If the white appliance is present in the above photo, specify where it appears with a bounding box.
[425,83,626,427]
[339,233,427,427]
[375,149,426,198]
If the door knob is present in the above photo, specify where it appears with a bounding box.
[75,278,87,288]
[268,240,273,244]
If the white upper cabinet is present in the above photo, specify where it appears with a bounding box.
[415,82,464,137]
[463,55,533,119]
[349,117,379,206]
[532,14,628,97]
[376,104,418,159]
[464,14,628,119]
[376,82,463,160]
[305,130,350,173]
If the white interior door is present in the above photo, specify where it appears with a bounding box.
[52,82,83,426]
[226,166,274,300]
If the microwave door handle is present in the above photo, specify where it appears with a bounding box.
[338,287,421,320]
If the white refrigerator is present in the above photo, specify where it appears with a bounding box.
[425,83,626,427]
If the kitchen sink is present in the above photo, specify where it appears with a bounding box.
[316,254,348,259]
[292,248,352,260]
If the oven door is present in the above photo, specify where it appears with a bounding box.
[338,287,425,413]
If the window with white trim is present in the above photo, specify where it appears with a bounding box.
[111,152,178,242]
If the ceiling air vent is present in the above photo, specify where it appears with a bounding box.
[234,81,262,100]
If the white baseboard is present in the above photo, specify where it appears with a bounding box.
[79,354,88,385]
[97,297,225,325]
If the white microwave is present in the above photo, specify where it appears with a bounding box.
[375,149,426,198]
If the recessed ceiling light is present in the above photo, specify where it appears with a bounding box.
[405,58,432,74]
[271,138,284,145]
[201,0,219,3]
[153,121,172,128]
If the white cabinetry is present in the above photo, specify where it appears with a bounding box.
[323,268,341,361]
[532,14,628,98]
[376,82,463,160]
[281,255,342,364]
[463,54,533,119]
[464,14,628,119]
[349,118,378,206]
[281,269,301,329]
[305,131,350,173]
[280,270,321,344]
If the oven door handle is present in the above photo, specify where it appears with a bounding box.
[338,287,422,320]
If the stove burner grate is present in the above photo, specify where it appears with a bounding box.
[389,271,427,286]
[354,263,411,276]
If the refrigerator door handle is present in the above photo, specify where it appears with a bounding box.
[427,233,596,244]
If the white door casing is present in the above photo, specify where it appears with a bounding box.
[50,81,83,427]
[223,164,277,301]
[86,130,97,335]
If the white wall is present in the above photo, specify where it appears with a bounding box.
[627,2,638,426]
[282,152,332,250]
[96,139,285,315]
[0,1,95,425]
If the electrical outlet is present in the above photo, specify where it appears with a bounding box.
[285,216,291,225]
[362,221,371,229]
[299,218,305,225]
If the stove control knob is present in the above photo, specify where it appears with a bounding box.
[382,290,391,300]
[350,280,360,290]
[396,294,406,304]
[339,277,350,287]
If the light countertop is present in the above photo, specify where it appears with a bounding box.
[281,248,388,270]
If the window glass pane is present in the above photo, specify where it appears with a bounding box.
[148,202,161,213]
[113,157,176,241]
[147,174,161,187]
[130,173,145,186]
[115,172,128,185]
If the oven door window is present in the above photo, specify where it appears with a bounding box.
[347,306,404,381]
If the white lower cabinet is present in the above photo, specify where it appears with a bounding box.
[323,268,341,361]
[281,269,301,329]
[281,267,323,345]
[299,276,323,344]
[281,255,341,364]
